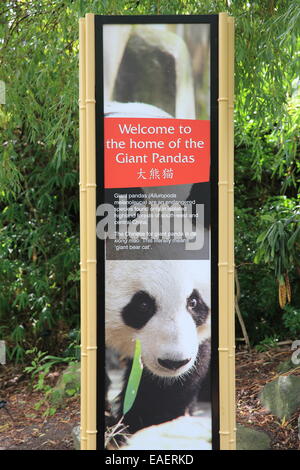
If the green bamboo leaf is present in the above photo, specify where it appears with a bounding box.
[123,339,143,416]
[257,231,268,243]
[287,226,300,250]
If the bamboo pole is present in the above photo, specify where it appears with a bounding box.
[218,12,236,451]
[79,17,88,450]
[218,12,230,450]
[227,15,236,450]
[85,13,97,450]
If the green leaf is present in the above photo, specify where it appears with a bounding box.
[123,339,143,416]
[287,226,300,250]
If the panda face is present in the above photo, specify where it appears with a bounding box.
[105,260,211,379]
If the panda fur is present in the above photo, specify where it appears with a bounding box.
[106,259,211,434]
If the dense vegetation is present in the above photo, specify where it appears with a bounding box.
[0,0,299,363]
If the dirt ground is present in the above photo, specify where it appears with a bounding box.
[236,347,300,450]
[0,364,79,450]
[0,346,299,450]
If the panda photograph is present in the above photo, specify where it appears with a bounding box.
[101,22,213,449]
[105,259,212,450]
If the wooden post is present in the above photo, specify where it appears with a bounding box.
[79,17,88,450]
[219,12,236,450]
[227,15,236,450]
[85,13,97,450]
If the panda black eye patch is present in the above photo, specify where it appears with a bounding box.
[122,291,157,329]
[187,289,209,326]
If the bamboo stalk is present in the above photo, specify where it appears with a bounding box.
[227,15,236,450]
[218,12,230,450]
[235,268,251,350]
[85,13,97,451]
[79,17,88,450]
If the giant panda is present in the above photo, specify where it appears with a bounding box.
[105,259,211,434]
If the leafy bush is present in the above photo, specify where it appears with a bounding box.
[282,305,300,338]
[0,1,299,355]
[0,2,80,361]
[255,336,280,353]
[24,347,79,416]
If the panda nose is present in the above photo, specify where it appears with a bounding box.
[158,357,191,370]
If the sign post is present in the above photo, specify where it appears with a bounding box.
[80,12,235,451]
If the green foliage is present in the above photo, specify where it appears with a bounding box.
[254,197,300,282]
[24,347,73,389]
[0,0,299,354]
[234,4,300,187]
[236,264,281,345]
[24,347,79,416]
[63,328,81,360]
[0,1,80,361]
[255,335,280,352]
[282,305,300,337]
